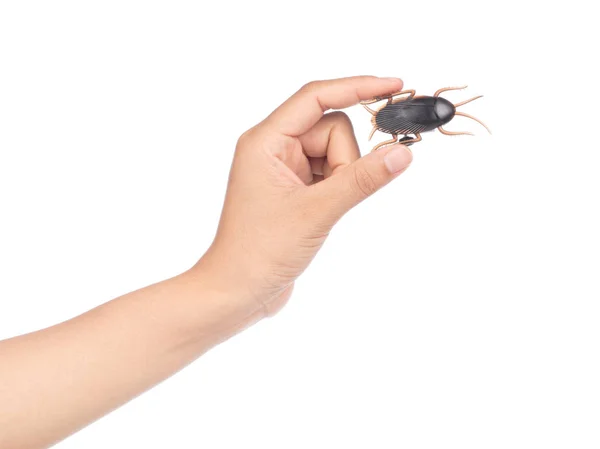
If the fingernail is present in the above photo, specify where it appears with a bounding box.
[382,77,402,82]
[383,145,412,174]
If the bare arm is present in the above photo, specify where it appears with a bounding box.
[0,261,265,449]
[0,76,412,448]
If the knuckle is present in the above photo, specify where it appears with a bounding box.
[300,80,322,93]
[327,111,354,130]
[352,165,378,198]
[327,110,350,123]
[236,127,257,149]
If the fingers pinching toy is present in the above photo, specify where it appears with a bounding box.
[360,86,490,151]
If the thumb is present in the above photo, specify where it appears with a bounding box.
[313,143,413,222]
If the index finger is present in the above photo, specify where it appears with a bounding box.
[264,76,403,137]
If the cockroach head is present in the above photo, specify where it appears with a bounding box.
[434,97,456,124]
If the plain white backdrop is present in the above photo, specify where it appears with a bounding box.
[1,1,599,448]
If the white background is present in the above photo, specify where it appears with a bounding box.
[1,1,599,448]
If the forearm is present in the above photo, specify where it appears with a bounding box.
[0,262,263,449]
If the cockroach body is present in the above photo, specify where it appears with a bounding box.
[361,86,490,151]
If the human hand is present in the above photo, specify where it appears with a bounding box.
[199,76,413,316]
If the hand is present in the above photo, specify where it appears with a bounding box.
[0,76,413,449]
[200,76,413,316]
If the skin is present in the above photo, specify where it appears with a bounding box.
[0,76,413,449]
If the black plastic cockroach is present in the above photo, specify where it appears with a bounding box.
[360,86,490,151]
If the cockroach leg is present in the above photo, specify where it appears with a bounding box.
[454,95,483,108]
[360,89,416,107]
[368,126,377,141]
[454,111,492,134]
[387,89,416,104]
[371,134,398,152]
[438,126,474,136]
[360,98,383,105]
[434,85,468,97]
[361,104,378,115]
[399,133,422,146]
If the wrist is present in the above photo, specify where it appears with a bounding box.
[173,261,267,348]
[192,240,295,319]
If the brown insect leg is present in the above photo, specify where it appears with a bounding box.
[368,126,377,141]
[362,104,378,115]
[454,95,483,108]
[387,89,416,104]
[360,98,383,105]
[371,134,398,152]
[360,89,416,106]
[434,85,468,97]
[438,126,473,136]
[455,111,492,134]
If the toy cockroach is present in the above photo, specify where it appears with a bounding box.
[360,86,490,151]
